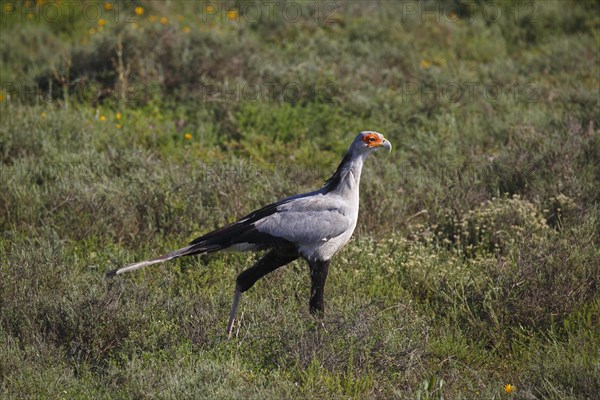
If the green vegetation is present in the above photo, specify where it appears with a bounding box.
[1,1,599,398]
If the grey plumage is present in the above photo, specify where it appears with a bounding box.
[107,131,392,336]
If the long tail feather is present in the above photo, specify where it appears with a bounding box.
[106,244,197,278]
[106,214,269,278]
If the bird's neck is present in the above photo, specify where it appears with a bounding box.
[322,151,365,197]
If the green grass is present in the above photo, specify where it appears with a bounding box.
[1,1,599,398]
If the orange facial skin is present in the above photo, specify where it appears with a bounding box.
[362,133,383,147]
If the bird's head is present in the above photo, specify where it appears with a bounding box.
[351,131,392,155]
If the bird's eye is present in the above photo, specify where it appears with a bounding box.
[362,134,379,145]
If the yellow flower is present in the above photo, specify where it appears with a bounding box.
[99,115,107,122]
[205,4,214,13]
[3,3,14,13]
[104,2,112,11]
[135,6,144,16]
[116,124,122,129]
[0,93,4,102]
[184,133,192,140]
[116,112,122,120]
[504,384,515,394]
[226,10,237,20]
[148,15,158,22]
[98,18,106,27]
[160,16,168,25]
[41,112,47,118]
[182,26,191,33]
[420,59,431,69]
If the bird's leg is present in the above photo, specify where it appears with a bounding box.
[308,259,330,315]
[227,287,241,339]
[226,248,299,337]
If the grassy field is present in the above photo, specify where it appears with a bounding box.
[1,0,599,398]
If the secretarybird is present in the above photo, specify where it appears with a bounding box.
[107,131,392,337]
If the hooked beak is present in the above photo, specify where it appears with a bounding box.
[381,138,392,152]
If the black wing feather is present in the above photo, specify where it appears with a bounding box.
[186,198,294,253]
